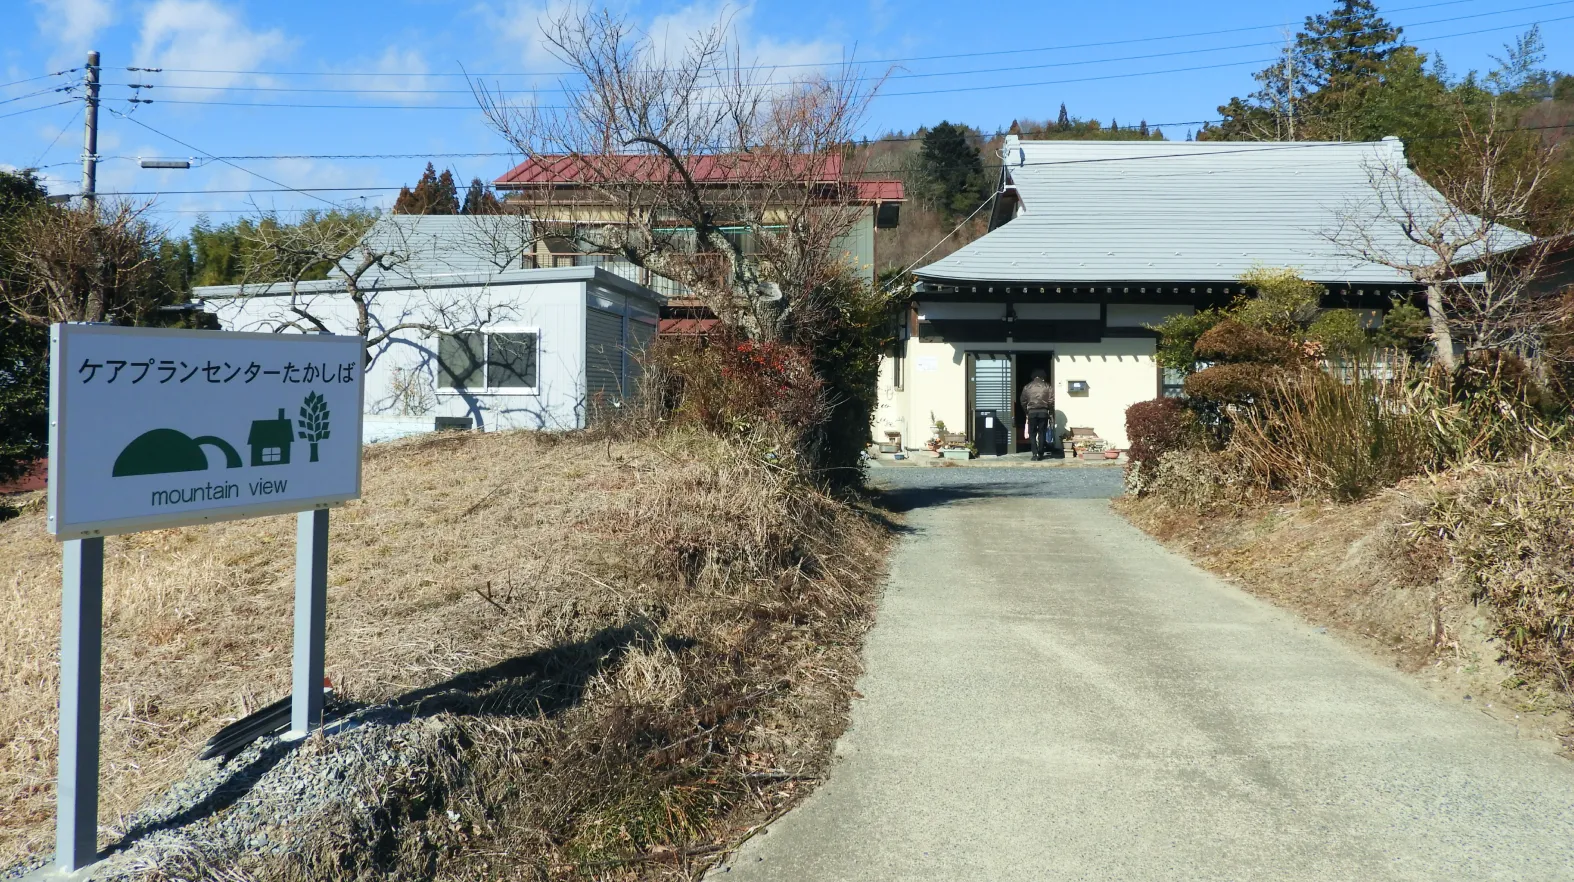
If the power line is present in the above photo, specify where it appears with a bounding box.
[0,83,77,106]
[0,68,79,90]
[0,99,75,120]
[91,186,407,195]
[112,0,1493,79]
[106,151,521,162]
[29,104,84,169]
[96,0,1574,98]
[107,110,341,208]
[88,12,1574,115]
[85,123,1574,199]
[87,57,1278,111]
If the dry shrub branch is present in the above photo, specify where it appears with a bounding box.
[1417,452,1574,699]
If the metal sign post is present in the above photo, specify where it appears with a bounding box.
[40,324,364,876]
[56,538,103,872]
[291,509,329,736]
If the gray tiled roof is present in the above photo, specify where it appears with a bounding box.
[340,214,535,282]
[915,136,1530,286]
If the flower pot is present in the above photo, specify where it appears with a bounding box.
[1104,450,1121,460]
[1079,451,1102,463]
[941,448,971,461]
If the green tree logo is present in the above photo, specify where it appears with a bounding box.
[297,392,330,462]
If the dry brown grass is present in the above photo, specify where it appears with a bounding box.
[0,428,889,877]
[1116,483,1573,749]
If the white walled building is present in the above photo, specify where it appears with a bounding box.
[878,136,1491,452]
[195,218,661,442]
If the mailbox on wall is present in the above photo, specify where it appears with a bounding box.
[1068,380,1090,396]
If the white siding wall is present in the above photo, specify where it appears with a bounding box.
[208,278,590,439]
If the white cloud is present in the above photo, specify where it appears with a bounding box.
[471,0,579,73]
[32,0,116,65]
[328,47,439,106]
[133,0,294,95]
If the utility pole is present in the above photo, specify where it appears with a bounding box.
[1283,30,1296,141]
[81,50,100,206]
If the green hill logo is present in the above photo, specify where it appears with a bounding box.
[112,394,332,477]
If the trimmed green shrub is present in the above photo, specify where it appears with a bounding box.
[1193,319,1296,365]
[1183,362,1290,406]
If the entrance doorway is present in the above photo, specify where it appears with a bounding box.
[1015,352,1055,455]
[966,351,1056,456]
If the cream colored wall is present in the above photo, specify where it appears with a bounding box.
[874,356,908,446]
[1051,339,1157,449]
[874,337,1159,450]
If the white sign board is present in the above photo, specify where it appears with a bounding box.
[49,325,365,539]
[916,356,938,372]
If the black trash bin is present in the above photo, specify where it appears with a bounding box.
[974,409,1008,456]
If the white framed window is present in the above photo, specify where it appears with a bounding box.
[437,327,539,393]
[262,447,283,463]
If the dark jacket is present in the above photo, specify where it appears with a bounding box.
[1020,378,1055,413]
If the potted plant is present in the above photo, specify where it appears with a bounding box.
[1104,447,1121,460]
[1081,438,1107,462]
[927,420,948,457]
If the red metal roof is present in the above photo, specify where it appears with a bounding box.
[495,153,902,203]
[659,318,721,336]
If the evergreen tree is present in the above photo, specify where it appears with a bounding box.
[1207,0,1408,141]
[460,178,504,215]
[1299,0,1401,93]
[190,217,249,286]
[393,163,461,214]
[915,121,988,221]
[1139,120,1150,137]
[1056,103,1071,130]
[1110,118,1119,132]
[0,170,49,488]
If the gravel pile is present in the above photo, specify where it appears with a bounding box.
[8,705,475,881]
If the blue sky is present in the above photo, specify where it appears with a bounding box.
[4,0,1572,232]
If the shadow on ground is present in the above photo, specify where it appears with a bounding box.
[99,623,687,860]
[868,467,1125,515]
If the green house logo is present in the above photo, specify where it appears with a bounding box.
[248,409,294,467]
[111,393,332,477]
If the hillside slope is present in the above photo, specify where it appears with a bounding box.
[1,431,888,879]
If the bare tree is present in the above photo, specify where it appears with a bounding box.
[230,210,533,366]
[1327,107,1563,370]
[473,8,884,344]
[0,199,167,325]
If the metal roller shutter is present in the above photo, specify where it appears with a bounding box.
[625,317,657,390]
[973,355,1012,411]
[972,354,1012,455]
[586,308,624,401]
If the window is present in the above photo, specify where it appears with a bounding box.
[438,330,538,391]
[1161,367,1186,399]
[262,447,282,463]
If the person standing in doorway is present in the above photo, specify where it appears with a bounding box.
[1020,369,1056,461]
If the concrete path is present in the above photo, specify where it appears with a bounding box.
[712,470,1574,881]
